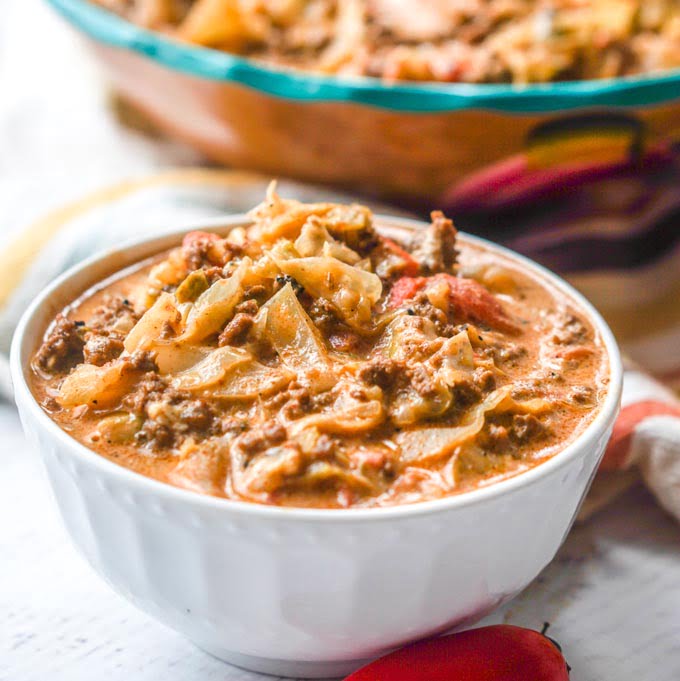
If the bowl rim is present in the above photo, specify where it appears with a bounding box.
[47,0,680,114]
[11,212,623,522]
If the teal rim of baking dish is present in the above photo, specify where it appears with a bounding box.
[48,0,680,113]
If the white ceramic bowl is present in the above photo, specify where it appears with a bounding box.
[11,215,622,678]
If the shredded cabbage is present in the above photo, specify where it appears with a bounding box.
[298,461,376,492]
[179,0,268,48]
[58,361,135,409]
[230,441,304,501]
[181,261,247,342]
[294,220,361,264]
[428,331,475,385]
[169,439,228,496]
[260,283,335,390]
[288,384,384,435]
[275,256,382,328]
[495,394,553,415]
[94,412,142,443]
[396,387,512,463]
[175,270,210,303]
[213,361,294,400]
[248,183,336,242]
[390,381,451,427]
[170,346,251,391]
[124,293,180,354]
[385,314,438,361]
[152,343,210,375]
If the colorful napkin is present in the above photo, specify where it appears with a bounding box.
[2,168,678,521]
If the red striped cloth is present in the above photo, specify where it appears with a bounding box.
[599,359,680,519]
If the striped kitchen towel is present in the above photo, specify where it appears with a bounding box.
[1,168,678,521]
[599,359,680,520]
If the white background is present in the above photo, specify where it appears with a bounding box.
[1,2,680,679]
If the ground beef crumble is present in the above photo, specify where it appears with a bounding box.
[359,358,403,390]
[219,313,255,346]
[34,315,85,374]
[451,379,482,407]
[183,235,228,271]
[304,297,337,331]
[409,365,440,399]
[409,211,458,275]
[136,420,176,450]
[552,312,589,346]
[178,400,217,432]
[88,295,139,334]
[410,292,457,336]
[121,372,168,414]
[82,332,125,366]
[134,395,221,450]
[511,414,546,443]
[238,420,287,455]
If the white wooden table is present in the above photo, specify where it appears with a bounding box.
[2,3,680,679]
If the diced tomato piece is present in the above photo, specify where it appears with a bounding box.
[388,276,427,308]
[382,238,420,277]
[435,274,519,334]
[389,274,519,334]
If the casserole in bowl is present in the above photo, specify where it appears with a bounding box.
[46,0,680,205]
[12,195,622,676]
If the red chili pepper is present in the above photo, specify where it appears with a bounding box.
[345,624,570,681]
[388,274,519,334]
[382,238,421,277]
